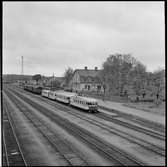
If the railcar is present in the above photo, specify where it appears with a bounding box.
[48,90,57,100]
[24,84,42,94]
[55,91,77,104]
[23,84,28,90]
[70,96,99,113]
[32,85,43,94]
[24,85,33,92]
[41,89,50,97]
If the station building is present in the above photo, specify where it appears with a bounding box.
[69,66,103,92]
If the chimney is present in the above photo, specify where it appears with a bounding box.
[85,66,88,70]
[95,67,98,70]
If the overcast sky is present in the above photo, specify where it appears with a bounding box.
[3,2,165,76]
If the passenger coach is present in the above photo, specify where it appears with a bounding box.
[55,91,77,104]
[41,89,50,97]
[48,90,57,100]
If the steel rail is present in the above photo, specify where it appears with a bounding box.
[99,105,165,133]
[3,102,28,166]
[9,86,165,156]
[32,96,166,156]
[11,85,165,137]
[6,92,88,166]
[6,88,147,166]
[96,112,165,140]
[2,131,10,166]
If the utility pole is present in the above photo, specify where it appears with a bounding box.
[21,56,24,75]
[52,73,54,90]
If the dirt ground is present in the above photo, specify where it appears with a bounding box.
[123,101,165,116]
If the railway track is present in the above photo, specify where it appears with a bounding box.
[32,95,166,156]
[99,106,165,133]
[96,112,165,140]
[4,92,88,166]
[5,88,147,166]
[2,102,27,166]
[2,136,9,166]
[15,85,165,134]
[7,86,165,156]
[11,86,165,139]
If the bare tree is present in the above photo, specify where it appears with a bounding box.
[128,62,147,96]
[63,67,74,89]
[101,53,138,96]
[152,68,165,104]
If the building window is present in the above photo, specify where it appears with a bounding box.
[85,85,87,89]
[88,85,90,90]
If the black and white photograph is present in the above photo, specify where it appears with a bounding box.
[2,1,165,166]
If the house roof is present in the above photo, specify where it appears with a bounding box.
[74,69,102,83]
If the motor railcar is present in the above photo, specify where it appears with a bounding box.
[70,96,99,113]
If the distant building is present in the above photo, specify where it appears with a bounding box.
[69,66,103,92]
[41,76,64,88]
[3,74,32,83]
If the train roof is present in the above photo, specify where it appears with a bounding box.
[33,85,43,88]
[49,90,62,94]
[55,91,77,97]
[42,89,50,92]
[73,96,98,102]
